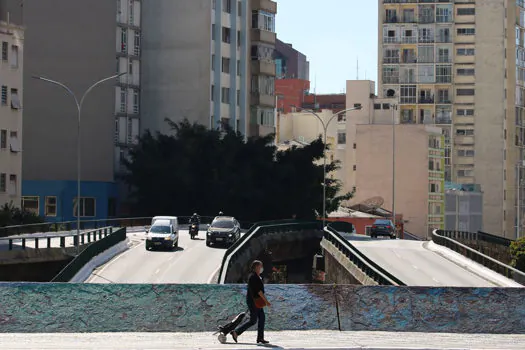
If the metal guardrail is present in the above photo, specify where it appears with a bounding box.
[440,230,513,247]
[51,227,127,282]
[0,215,254,238]
[403,230,424,241]
[218,220,321,283]
[0,227,114,251]
[323,226,406,286]
[432,229,525,283]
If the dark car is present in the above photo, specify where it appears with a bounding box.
[370,219,396,239]
[206,216,241,247]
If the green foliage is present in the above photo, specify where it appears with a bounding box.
[0,202,45,227]
[123,119,353,222]
[510,236,525,272]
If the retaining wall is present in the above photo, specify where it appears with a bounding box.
[0,284,523,334]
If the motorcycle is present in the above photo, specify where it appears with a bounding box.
[189,223,199,239]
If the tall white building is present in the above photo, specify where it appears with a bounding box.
[0,20,23,208]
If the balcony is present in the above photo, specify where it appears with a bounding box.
[435,117,452,124]
[251,60,276,76]
[419,97,434,104]
[251,0,277,14]
[251,93,275,108]
[251,28,276,45]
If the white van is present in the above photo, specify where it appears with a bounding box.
[146,216,179,250]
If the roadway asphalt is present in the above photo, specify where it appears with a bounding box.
[347,235,500,287]
[86,230,226,284]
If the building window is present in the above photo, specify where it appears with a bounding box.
[457,68,475,76]
[211,85,215,101]
[458,169,474,177]
[134,31,140,56]
[237,30,241,48]
[1,86,7,106]
[211,55,215,71]
[456,129,474,136]
[221,57,230,73]
[133,90,139,114]
[9,131,20,152]
[400,85,416,104]
[456,48,475,56]
[6,174,14,194]
[457,89,475,96]
[221,87,230,104]
[237,89,240,106]
[10,89,21,109]
[457,149,475,157]
[457,8,475,16]
[0,173,5,192]
[457,109,474,116]
[251,75,275,95]
[1,42,7,61]
[457,28,475,36]
[129,0,134,24]
[212,24,216,41]
[120,28,127,53]
[45,196,57,217]
[0,129,6,149]
[120,89,126,112]
[374,103,381,110]
[10,45,18,68]
[212,0,216,10]
[252,10,275,32]
[73,197,96,217]
[222,27,231,43]
[22,196,39,214]
[382,66,399,84]
[108,198,117,217]
[436,65,452,83]
[237,60,241,76]
[223,0,231,13]
[337,132,346,144]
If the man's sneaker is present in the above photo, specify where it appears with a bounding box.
[257,339,269,344]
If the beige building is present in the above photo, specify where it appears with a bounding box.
[354,124,445,237]
[378,0,524,238]
[278,109,344,182]
[0,20,23,208]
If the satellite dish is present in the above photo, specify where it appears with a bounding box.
[386,89,396,97]
[360,196,384,209]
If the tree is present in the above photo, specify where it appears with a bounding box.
[510,237,525,272]
[123,119,352,223]
[0,202,44,227]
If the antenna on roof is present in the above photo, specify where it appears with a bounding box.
[356,57,359,80]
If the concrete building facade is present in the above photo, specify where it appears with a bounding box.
[0,0,124,221]
[354,124,445,237]
[0,20,23,209]
[141,0,277,138]
[275,39,309,80]
[378,0,523,238]
[445,182,483,233]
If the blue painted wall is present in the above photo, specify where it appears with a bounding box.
[22,180,118,222]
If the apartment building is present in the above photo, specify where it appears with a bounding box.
[378,0,522,238]
[0,21,23,209]
[141,0,277,138]
[0,0,125,221]
[345,80,445,237]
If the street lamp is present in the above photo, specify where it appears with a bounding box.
[390,103,398,236]
[33,72,126,255]
[290,104,362,228]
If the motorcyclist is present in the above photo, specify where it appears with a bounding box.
[218,211,224,216]
[190,213,200,227]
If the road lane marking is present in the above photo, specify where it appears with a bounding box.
[432,277,440,283]
[86,238,144,283]
[155,268,160,275]
[168,256,174,261]
[412,265,419,270]
[207,265,221,284]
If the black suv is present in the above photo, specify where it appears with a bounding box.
[370,219,396,239]
[206,216,241,247]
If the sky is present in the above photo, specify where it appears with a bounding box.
[275,0,378,94]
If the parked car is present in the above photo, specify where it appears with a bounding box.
[146,218,179,250]
[370,219,396,239]
[206,216,241,247]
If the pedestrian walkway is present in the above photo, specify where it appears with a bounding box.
[0,330,523,349]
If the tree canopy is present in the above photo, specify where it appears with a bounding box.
[123,119,352,223]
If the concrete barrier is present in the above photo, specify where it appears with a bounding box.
[0,284,523,334]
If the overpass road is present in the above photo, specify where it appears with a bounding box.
[87,230,225,284]
[344,233,518,287]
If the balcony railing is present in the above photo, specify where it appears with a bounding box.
[436,117,452,124]
[419,97,434,104]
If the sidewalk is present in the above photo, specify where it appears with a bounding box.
[0,331,523,349]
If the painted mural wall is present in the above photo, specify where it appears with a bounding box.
[0,284,523,333]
